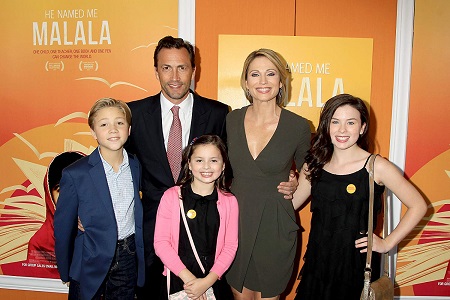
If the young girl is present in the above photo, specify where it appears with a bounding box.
[292,94,426,300]
[154,134,239,299]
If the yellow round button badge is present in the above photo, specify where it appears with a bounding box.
[187,209,197,219]
[346,184,356,194]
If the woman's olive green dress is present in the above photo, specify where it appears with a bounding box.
[226,106,311,297]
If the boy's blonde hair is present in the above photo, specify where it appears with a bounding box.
[88,98,132,129]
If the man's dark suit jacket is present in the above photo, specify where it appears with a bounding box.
[126,91,229,267]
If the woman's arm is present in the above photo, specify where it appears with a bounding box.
[210,194,239,277]
[278,170,299,199]
[292,163,312,210]
[356,156,427,253]
[278,116,312,199]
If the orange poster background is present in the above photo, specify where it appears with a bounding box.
[0,1,401,299]
[395,0,450,296]
[2,1,177,146]
[218,35,373,131]
[4,0,447,298]
[0,0,177,281]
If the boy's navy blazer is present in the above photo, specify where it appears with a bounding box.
[54,148,144,300]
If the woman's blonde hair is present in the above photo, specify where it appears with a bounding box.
[240,48,289,106]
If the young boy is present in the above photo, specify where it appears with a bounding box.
[54,98,144,300]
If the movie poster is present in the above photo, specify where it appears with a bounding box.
[0,0,177,288]
[217,35,373,132]
[395,0,450,296]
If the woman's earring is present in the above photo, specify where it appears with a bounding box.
[278,88,282,100]
[246,89,251,98]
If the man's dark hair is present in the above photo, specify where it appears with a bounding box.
[153,36,195,68]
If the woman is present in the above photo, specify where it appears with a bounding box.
[226,49,311,299]
[292,94,427,299]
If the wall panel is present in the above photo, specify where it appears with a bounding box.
[196,0,296,99]
[196,1,397,299]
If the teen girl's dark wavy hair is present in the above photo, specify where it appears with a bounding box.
[177,135,232,194]
[305,93,370,181]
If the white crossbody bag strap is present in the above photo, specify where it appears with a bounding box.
[166,187,207,298]
[179,198,207,273]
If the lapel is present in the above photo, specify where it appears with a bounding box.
[129,154,140,198]
[144,94,173,181]
[189,92,210,142]
[238,106,265,177]
[88,148,116,222]
[145,92,209,183]
[128,154,143,222]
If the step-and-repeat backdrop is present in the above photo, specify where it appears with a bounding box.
[0,0,177,287]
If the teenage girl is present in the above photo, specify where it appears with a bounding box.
[292,94,426,300]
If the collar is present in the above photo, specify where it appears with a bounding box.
[184,184,218,202]
[160,92,193,116]
[98,147,129,173]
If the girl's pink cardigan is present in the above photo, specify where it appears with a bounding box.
[154,185,239,278]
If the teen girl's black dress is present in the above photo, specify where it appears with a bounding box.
[166,185,233,300]
[295,155,385,300]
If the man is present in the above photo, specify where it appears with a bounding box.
[127,36,229,299]
[127,36,298,298]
